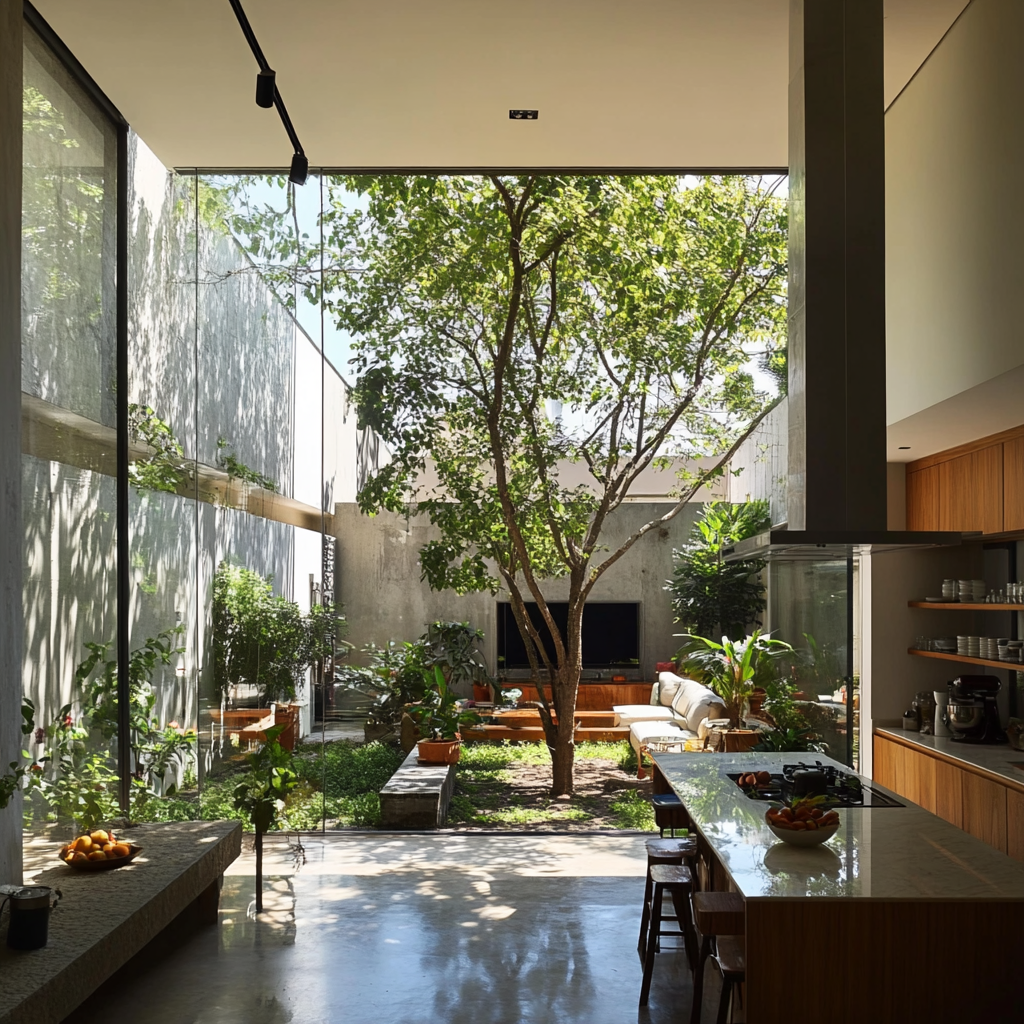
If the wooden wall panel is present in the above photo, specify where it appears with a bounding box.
[905,466,939,530]
[911,745,936,814]
[961,771,1007,853]
[1007,787,1024,864]
[934,759,963,829]
[1005,435,1024,533]
[505,682,652,710]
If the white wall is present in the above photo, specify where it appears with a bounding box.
[886,0,1024,427]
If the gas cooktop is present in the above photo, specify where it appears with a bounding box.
[728,761,904,809]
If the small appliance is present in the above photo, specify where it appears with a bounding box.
[944,675,1006,744]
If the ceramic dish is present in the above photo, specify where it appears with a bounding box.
[57,843,142,871]
[766,818,839,847]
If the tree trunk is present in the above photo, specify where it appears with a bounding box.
[548,602,584,797]
[255,828,263,913]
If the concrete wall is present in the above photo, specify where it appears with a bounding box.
[1,0,24,884]
[333,502,703,687]
[886,0,1024,426]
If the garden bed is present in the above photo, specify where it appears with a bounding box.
[447,741,656,831]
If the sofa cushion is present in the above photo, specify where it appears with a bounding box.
[671,678,727,731]
[612,704,680,726]
[627,719,698,761]
[657,675,685,708]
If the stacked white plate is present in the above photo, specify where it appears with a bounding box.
[942,579,956,600]
[981,638,998,660]
[958,580,973,602]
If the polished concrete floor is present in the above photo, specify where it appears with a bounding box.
[66,834,729,1024]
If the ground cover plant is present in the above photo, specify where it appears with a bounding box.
[448,741,656,831]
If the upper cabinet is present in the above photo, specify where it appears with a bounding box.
[906,425,1023,535]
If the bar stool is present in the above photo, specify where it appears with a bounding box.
[690,891,745,1024]
[651,793,689,836]
[638,837,697,959]
[638,863,694,1007]
[710,935,745,1024]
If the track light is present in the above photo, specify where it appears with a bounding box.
[289,152,308,186]
[229,0,309,184]
[255,68,276,108]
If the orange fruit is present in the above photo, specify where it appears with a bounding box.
[72,852,88,864]
[111,843,130,858]
[90,830,110,843]
[87,850,107,861]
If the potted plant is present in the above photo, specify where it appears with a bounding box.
[231,724,298,913]
[406,668,480,765]
[423,620,492,701]
[674,631,792,729]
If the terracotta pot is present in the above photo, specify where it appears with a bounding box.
[472,683,491,702]
[416,739,461,765]
[748,688,767,716]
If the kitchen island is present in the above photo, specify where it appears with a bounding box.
[653,751,1024,1024]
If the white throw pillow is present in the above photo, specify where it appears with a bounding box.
[657,673,684,708]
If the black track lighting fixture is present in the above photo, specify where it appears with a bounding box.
[228,0,309,183]
[289,152,308,186]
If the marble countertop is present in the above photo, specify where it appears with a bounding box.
[875,726,1024,790]
[652,751,1024,902]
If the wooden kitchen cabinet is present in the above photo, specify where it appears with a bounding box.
[874,732,1023,854]
[906,466,939,531]
[1005,435,1024,533]
[934,758,963,828]
[1008,787,1024,863]
[938,446,1003,534]
[959,769,1007,853]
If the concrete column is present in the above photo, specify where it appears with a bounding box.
[0,0,23,885]
[787,0,887,531]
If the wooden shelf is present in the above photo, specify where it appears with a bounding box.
[908,602,1024,611]
[908,648,1024,672]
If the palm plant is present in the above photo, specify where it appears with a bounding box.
[674,630,793,728]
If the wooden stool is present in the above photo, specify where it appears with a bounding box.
[711,935,745,1024]
[639,864,694,1007]
[690,890,745,1024]
[638,838,697,958]
[651,793,689,836]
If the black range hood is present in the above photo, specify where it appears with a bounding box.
[722,528,964,563]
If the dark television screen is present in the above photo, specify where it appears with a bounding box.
[497,602,640,669]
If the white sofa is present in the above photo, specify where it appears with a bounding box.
[613,672,727,764]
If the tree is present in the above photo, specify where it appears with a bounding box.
[235,174,787,795]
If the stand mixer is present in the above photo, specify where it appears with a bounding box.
[944,675,1006,744]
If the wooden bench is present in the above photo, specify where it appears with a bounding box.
[379,747,457,829]
[1,820,241,1024]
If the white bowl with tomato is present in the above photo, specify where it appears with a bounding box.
[765,799,840,846]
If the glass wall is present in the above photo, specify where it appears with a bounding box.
[768,555,861,768]
[21,24,120,828]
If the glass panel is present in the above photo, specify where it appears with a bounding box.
[769,556,860,769]
[126,137,200,820]
[21,25,119,831]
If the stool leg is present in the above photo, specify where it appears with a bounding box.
[639,881,663,1006]
[716,975,733,1024]
[689,934,711,1024]
[638,870,654,959]
[670,884,697,973]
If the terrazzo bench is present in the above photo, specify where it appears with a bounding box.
[0,820,242,1024]
[379,747,457,829]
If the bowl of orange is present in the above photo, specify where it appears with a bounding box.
[765,801,840,847]
[58,829,142,871]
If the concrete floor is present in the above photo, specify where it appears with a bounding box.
[66,834,729,1024]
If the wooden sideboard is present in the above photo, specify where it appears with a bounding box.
[873,730,1024,861]
[905,423,1024,533]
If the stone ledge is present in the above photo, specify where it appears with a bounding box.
[379,747,457,829]
[0,820,242,1024]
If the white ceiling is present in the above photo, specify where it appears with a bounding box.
[32,0,969,170]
